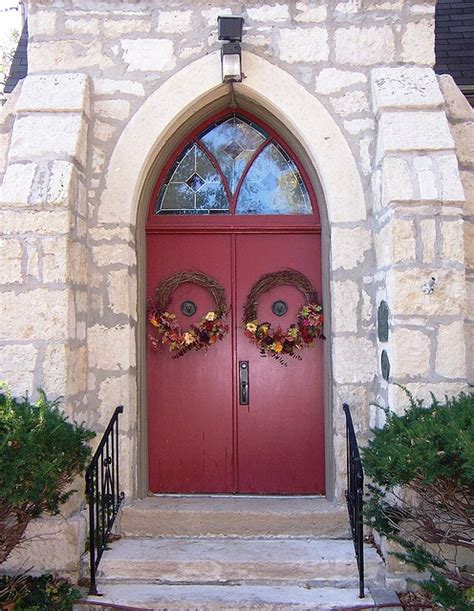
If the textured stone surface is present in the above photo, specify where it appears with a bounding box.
[335,26,394,65]
[278,28,329,63]
[9,115,87,165]
[98,537,382,584]
[247,4,289,21]
[0,343,37,396]
[391,328,431,377]
[16,74,90,115]
[120,497,349,539]
[88,324,134,370]
[0,163,37,205]
[333,337,377,383]
[28,40,113,71]
[438,75,474,122]
[435,321,466,379]
[381,157,413,204]
[331,280,360,333]
[331,227,372,270]
[401,20,435,65]
[122,39,176,71]
[315,68,366,95]
[372,66,443,112]
[377,112,454,156]
[0,239,23,284]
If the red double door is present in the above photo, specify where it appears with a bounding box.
[147,231,324,494]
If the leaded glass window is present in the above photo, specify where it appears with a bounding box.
[155,113,313,215]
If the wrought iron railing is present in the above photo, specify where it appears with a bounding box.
[85,405,125,596]
[343,402,365,599]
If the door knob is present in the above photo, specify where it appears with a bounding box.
[239,361,249,405]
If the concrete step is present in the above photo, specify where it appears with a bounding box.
[119,496,349,539]
[97,538,384,587]
[81,583,401,610]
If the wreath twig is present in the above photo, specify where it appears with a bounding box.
[243,269,324,366]
[148,271,229,358]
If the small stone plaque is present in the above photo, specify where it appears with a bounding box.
[381,350,390,381]
[377,301,389,343]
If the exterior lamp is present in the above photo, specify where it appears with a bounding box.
[218,16,244,83]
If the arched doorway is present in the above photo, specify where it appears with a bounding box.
[146,109,324,495]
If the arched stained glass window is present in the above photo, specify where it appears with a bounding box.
[155,113,313,215]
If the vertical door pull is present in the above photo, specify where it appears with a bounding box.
[239,361,249,405]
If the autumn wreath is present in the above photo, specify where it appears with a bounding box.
[243,270,324,365]
[148,271,229,357]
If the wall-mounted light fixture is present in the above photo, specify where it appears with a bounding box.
[218,15,244,83]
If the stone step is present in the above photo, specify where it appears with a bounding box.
[80,583,401,610]
[97,538,384,587]
[119,496,349,539]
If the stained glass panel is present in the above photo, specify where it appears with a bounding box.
[235,142,312,215]
[156,144,228,214]
[200,116,267,193]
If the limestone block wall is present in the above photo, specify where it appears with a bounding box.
[0,0,471,577]
[438,75,474,387]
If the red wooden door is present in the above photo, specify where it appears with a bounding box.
[147,231,324,494]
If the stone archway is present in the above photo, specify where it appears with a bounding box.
[99,50,369,499]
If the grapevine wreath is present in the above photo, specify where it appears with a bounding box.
[148,271,229,357]
[243,270,324,365]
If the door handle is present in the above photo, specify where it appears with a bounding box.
[239,361,249,405]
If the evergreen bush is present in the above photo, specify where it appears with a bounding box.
[362,391,474,610]
[0,388,95,565]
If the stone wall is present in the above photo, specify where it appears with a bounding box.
[0,0,470,578]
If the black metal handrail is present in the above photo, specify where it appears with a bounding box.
[343,402,365,599]
[85,405,125,596]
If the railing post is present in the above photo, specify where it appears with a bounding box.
[343,403,365,599]
[85,406,125,596]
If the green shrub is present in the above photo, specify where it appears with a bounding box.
[0,573,81,610]
[0,388,95,564]
[362,391,474,610]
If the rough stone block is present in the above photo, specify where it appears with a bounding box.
[335,26,395,65]
[460,171,474,216]
[439,75,474,122]
[331,226,372,270]
[377,112,454,159]
[330,90,368,117]
[93,243,134,267]
[440,220,464,263]
[387,268,466,316]
[464,222,474,269]
[94,99,130,121]
[29,40,113,72]
[107,268,136,316]
[343,118,375,135]
[98,373,136,432]
[1,514,87,578]
[9,115,88,167]
[0,209,69,236]
[0,289,69,341]
[371,67,443,113]
[435,321,466,378]
[278,28,328,63]
[157,10,192,33]
[414,156,438,200]
[437,154,465,202]
[47,160,78,207]
[28,10,56,35]
[93,78,145,96]
[64,17,100,35]
[420,219,436,263]
[391,328,431,377]
[0,343,37,397]
[389,218,417,263]
[0,238,23,284]
[247,4,289,21]
[331,280,359,333]
[103,18,150,37]
[0,162,37,206]
[16,74,90,115]
[42,236,68,283]
[381,157,413,205]
[401,20,435,65]
[295,3,326,22]
[315,68,366,95]
[450,123,474,167]
[333,337,377,383]
[122,39,175,72]
[88,324,134,371]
